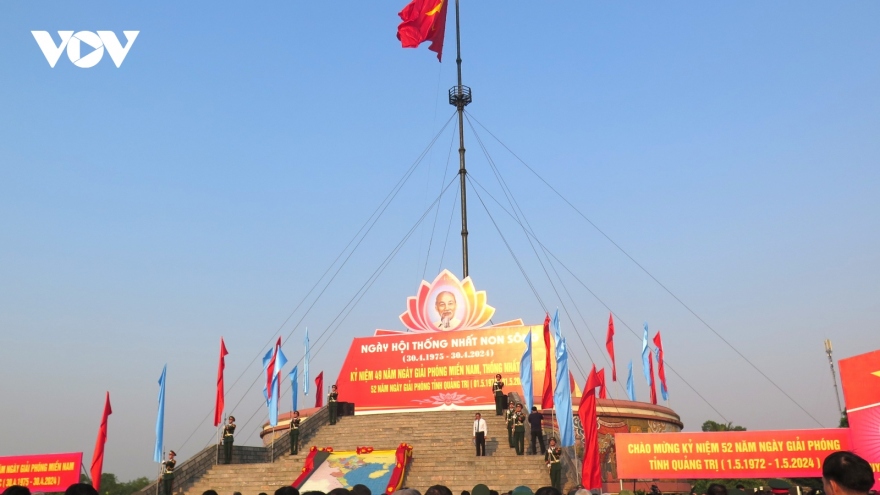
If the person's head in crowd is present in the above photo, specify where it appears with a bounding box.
[64,484,98,495]
[275,487,300,495]
[472,485,490,495]
[707,484,728,495]
[259,492,268,495]
[2,486,31,495]
[490,490,499,495]
[426,486,452,495]
[328,489,350,495]
[573,488,589,495]
[823,451,875,495]
[351,485,372,495]
[513,486,534,495]
[202,491,218,495]
[461,491,470,495]
[301,491,325,495]
[234,492,243,495]
[535,487,561,495]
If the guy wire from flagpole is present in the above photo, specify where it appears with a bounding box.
[449,0,472,278]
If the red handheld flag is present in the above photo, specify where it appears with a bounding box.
[214,338,229,427]
[597,368,607,399]
[541,314,554,409]
[606,313,616,381]
[90,392,112,492]
[315,372,325,408]
[580,366,602,490]
[652,331,668,400]
[396,0,449,61]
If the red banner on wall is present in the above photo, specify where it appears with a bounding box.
[615,429,850,479]
[335,325,553,412]
[0,453,83,491]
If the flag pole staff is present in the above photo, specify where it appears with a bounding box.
[156,450,163,495]
[450,0,472,278]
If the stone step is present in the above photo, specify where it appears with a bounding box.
[180,410,563,495]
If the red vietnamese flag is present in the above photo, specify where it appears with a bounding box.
[397,0,449,61]
[579,365,602,490]
[315,372,324,408]
[541,314,554,409]
[214,338,229,427]
[606,313,616,381]
[90,392,112,492]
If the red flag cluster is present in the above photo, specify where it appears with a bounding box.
[315,371,325,408]
[541,314,554,409]
[89,392,112,492]
[605,314,616,382]
[214,338,229,427]
[579,366,604,490]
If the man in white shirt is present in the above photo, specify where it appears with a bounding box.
[473,412,487,456]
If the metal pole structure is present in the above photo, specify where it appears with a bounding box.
[825,339,844,417]
[449,0,472,278]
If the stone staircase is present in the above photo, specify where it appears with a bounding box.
[183,410,558,495]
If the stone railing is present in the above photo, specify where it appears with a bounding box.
[133,444,269,495]
[264,404,330,462]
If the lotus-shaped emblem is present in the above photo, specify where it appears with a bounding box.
[411,392,480,406]
[399,269,495,332]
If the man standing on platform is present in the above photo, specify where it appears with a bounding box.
[513,403,526,455]
[289,411,301,455]
[473,412,487,456]
[528,406,545,455]
[222,416,236,464]
[328,385,339,425]
[162,451,176,495]
[505,401,516,448]
[545,437,562,490]
[492,374,505,415]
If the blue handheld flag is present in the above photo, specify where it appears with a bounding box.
[626,360,636,401]
[289,366,299,413]
[153,365,166,463]
[520,330,533,413]
[303,328,310,396]
[551,310,575,447]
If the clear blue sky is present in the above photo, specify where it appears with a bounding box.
[1,0,879,482]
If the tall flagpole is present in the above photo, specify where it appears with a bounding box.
[450,0,472,278]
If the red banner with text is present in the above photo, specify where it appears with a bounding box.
[0,453,83,491]
[615,429,850,479]
[839,349,880,489]
[335,325,555,412]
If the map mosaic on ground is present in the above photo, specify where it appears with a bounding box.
[298,451,398,494]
